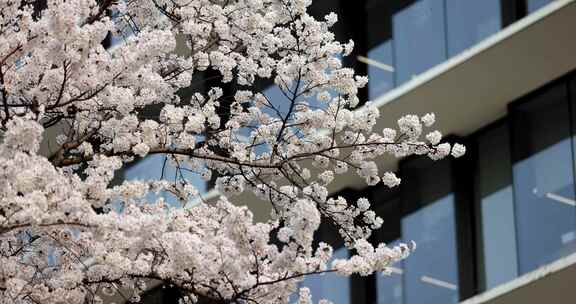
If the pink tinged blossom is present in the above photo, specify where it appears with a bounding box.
[0,1,462,303]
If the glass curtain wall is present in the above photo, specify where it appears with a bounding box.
[376,240,404,304]
[392,0,447,85]
[300,247,351,304]
[371,188,403,304]
[445,0,502,56]
[402,195,459,304]
[369,72,576,304]
[399,159,460,304]
[363,0,550,101]
[371,158,462,304]
[366,0,395,100]
[509,80,576,274]
[474,123,518,291]
[298,193,356,304]
[527,0,554,13]
[364,0,504,96]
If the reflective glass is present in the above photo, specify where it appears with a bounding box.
[446,0,501,56]
[376,240,403,304]
[301,247,351,304]
[367,41,395,99]
[393,0,447,84]
[261,84,292,117]
[123,154,208,206]
[108,10,138,48]
[513,140,576,272]
[476,124,518,290]
[527,0,553,13]
[402,195,459,304]
[511,83,576,274]
[261,76,327,116]
[480,186,518,288]
[366,1,395,100]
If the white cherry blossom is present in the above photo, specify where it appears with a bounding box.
[0,1,463,303]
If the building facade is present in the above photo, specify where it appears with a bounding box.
[298,1,576,304]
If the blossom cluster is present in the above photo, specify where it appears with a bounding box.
[0,0,463,303]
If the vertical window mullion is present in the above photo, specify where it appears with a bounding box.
[452,137,479,300]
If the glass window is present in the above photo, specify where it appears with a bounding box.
[570,76,576,194]
[261,83,293,117]
[123,154,208,206]
[481,187,517,286]
[371,187,403,304]
[259,76,327,115]
[301,247,351,304]
[475,124,518,290]
[393,0,447,85]
[402,195,459,304]
[366,1,395,99]
[446,0,501,56]
[107,10,138,48]
[376,240,404,304]
[527,0,553,13]
[367,41,395,100]
[510,82,576,274]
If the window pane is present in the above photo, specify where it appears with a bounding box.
[301,247,351,303]
[571,76,576,204]
[481,186,517,287]
[527,0,553,13]
[371,188,403,304]
[402,195,459,304]
[446,0,501,56]
[376,240,403,304]
[366,1,395,99]
[123,154,208,206]
[476,124,518,290]
[367,41,395,99]
[510,82,576,274]
[393,0,447,84]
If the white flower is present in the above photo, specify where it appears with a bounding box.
[426,130,442,145]
[79,142,94,157]
[334,161,349,174]
[324,12,338,25]
[0,1,450,302]
[421,113,436,127]
[318,170,334,185]
[298,287,313,304]
[398,115,422,139]
[359,161,378,178]
[429,143,452,160]
[357,198,370,211]
[277,227,293,243]
[382,172,401,188]
[451,143,466,158]
[132,143,150,157]
[382,128,397,142]
[2,117,43,154]
[235,90,253,103]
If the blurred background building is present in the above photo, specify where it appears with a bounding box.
[293,1,576,304]
[120,0,576,303]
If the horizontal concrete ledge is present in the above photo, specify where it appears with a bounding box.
[461,252,576,304]
[329,0,576,192]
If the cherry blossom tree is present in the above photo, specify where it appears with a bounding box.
[0,0,465,303]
